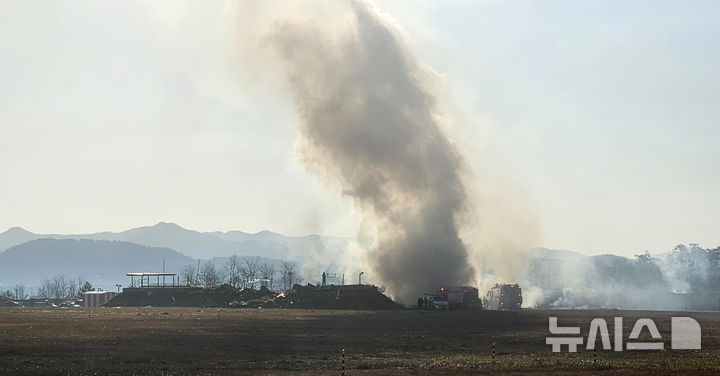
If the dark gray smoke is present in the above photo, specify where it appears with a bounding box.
[268,1,475,302]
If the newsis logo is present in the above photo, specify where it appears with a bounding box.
[546,316,701,352]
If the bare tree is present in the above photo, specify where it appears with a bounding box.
[67,278,79,299]
[180,263,197,286]
[38,274,74,299]
[54,274,70,298]
[49,275,64,299]
[37,279,50,299]
[241,256,260,289]
[13,284,28,300]
[224,255,242,288]
[259,263,277,290]
[199,262,223,288]
[76,277,85,294]
[280,261,299,291]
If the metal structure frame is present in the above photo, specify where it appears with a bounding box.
[126,272,178,288]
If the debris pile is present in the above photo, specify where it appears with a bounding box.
[108,284,400,310]
[280,284,400,310]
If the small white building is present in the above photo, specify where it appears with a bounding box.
[82,291,117,307]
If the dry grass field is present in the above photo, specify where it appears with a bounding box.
[1,307,719,375]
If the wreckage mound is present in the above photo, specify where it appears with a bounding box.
[282,284,400,310]
[107,287,232,308]
[108,284,400,310]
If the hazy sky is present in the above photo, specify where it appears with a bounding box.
[1,0,718,256]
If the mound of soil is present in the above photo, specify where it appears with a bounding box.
[280,284,400,310]
[108,284,400,310]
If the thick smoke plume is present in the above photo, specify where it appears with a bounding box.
[264,1,475,302]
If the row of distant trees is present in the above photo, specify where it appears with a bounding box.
[527,243,720,293]
[1,284,30,301]
[1,275,94,301]
[1,257,301,301]
[666,244,720,292]
[180,256,300,290]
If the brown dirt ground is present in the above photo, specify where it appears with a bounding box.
[0,307,719,375]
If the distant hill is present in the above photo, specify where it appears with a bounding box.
[0,222,350,260]
[0,239,194,289]
[0,227,38,252]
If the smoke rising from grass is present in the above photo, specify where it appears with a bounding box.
[521,245,720,310]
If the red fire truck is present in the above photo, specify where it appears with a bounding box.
[436,286,481,310]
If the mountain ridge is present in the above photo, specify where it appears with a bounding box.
[0,238,195,289]
[0,222,350,261]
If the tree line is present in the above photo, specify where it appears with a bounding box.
[180,256,300,290]
[1,275,94,301]
[1,257,302,302]
[665,243,720,292]
[527,243,720,293]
